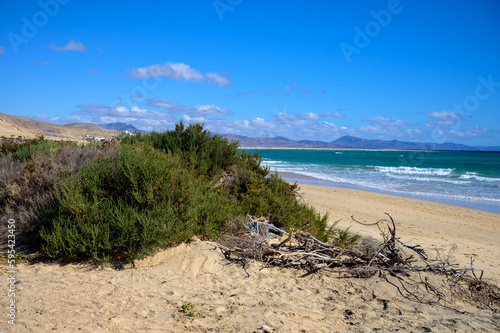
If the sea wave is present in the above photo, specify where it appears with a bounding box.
[459,172,500,182]
[256,151,500,211]
[408,191,500,204]
[291,170,500,204]
[384,174,471,185]
[374,166,454,176]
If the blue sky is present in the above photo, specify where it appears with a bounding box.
[1,0,499,146]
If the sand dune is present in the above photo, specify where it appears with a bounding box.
[0,112,119,141]
[1,184,499,332]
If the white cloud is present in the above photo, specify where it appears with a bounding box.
[192,104,229,116]
[320,112,345,118]
[357,122,423,140]
[47,40,86,52]
[128,62,203,81]
[425,110,469,129]
[284,84,299,91]
[303,112,320,120]
[187,112,355,140]
[128,62,230,86]
[363,116,409,127]
[47,115,90,125]
[182,115,206,124]
[146,98,182,111]
[283,84,316,97]
[323,121,338,128]
[426,110,465,120]
[426,120,456,128]
[234,91,257,97]
[73,103,173,120]
[275,112,306,126]
[440,126,490,138]
[145,98,230,116]
[272,112,346,126]
[45,102,492,143]
[251,117,275,128]
[0,46,5,54]
[206,72,230,87]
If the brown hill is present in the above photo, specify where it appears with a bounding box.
[0,112,120,141]
[62,123,107,131]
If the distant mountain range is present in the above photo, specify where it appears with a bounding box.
[99,122,144,132]
[223,134,500,151]
[1,112,498,151]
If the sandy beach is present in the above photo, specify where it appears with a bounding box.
[2,183,499,332]
[296,183,500,283]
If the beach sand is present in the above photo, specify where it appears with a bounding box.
[296,183,500,283]
[1,184,499,332]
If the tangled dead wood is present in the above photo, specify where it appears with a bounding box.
[218,214,500,312]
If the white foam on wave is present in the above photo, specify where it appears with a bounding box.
[293,171,391,191]
[375,166,454,176]
[384,174,471,185]
[409,191,500,204]
[263,159,500,205]
[459,172,500,182]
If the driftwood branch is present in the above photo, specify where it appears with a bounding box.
[218,213,500,311]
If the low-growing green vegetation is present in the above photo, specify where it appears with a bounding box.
[1,122,349,266]
[0,135,75,161]
[180,302,197,317]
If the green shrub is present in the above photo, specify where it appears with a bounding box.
[1,143,116,238]
[327,220,361,249]
[39,143,238,265]
[219,170,329,241]
[3,122,340,265]
[120,121,239,179]
[0,136,72,161]
[14,139,64,161]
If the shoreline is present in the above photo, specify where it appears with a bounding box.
[290,179,500,283]
[275,171,500,214]
[241,147,500,152]
[241,146,408,151]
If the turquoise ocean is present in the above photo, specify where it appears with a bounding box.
[243,149,500,213]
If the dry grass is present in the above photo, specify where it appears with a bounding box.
[0,144,118,242]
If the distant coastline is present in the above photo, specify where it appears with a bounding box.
[227,134,500,151]
[241,147,406,151]
[277,170,500,214]
[255,149,500,214]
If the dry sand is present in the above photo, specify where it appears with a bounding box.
[296,183,500,283]
[0,112,119,142]
[1,184,499,332]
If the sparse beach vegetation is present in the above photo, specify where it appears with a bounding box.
[1,122,332,265]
